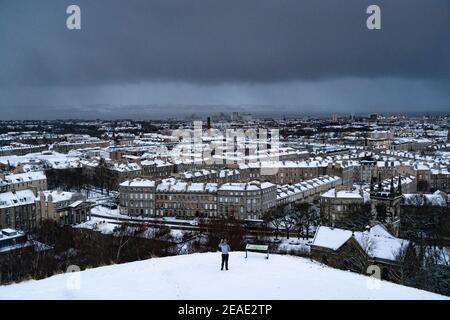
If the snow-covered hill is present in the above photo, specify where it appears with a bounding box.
[0,252,447,300]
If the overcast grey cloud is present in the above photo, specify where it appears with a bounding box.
[0,0,449,119]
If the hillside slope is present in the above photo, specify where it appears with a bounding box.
[0,252,447,300]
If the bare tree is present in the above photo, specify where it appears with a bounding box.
[392,243,417,284]
[281,214,296,239]
[294,203,318,240]
[113,221,148,262]
[262,205,287,240]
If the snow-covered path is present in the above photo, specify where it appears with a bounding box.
[0,252,447,300]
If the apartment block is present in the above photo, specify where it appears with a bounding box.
[0,171,47,193]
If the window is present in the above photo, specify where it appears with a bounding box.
[381,268,390,281]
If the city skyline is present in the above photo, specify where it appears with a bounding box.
[1,0,450,119]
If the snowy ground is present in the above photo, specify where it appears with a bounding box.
[274,237,311,255]
[0,252,447,300]
[74,216,119,234]
[74,216,188,242]
[90,206,121,219]
[90,205,200,225]
[0,151,75,167]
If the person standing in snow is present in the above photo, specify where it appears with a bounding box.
[218,239,231,270]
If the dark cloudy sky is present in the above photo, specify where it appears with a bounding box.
[1,0,449,119]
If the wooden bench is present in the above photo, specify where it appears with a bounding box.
[245,244,269,259]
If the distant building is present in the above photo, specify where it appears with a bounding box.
[119,179,156,216]
[370,177,403,236]
[156,180,218,218]
[177,168,241,184]
[217,181,277,220]
[140,159,174,180]
[0,189,37,231]
[0,173,86,232]
[0,144,47,157]
[52,139,110,153]
[240,159,353,185]
[277,176,341,207]
[0,171,47,193]
[320,185,370,229]
[119,178,277,220]
[81,159,142,190]
[36,190,89,226]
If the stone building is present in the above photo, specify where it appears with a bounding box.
[429,168,450,193]
[239,159,353,185]
[356,159,377,183]
[320,185,370,229]
[0,144,48,157]
[141,160,174,180]
[277,176,342,207]
[119,178,277,220]
[370,176,403,236]
[178,169,241,184]
[0,189,37,231]
[81,159,142,190]
[311,224,418,283]
[119,179,156,216]
[217,181,276,220]
[155,181,218,218]
[374,175,416,194]
[36,190,89,226]
[0,171,47,193]
[414,163,450,193]
[52,140,110,153]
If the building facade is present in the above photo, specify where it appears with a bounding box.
[0,171,47,193]
[0,189,37,231]
[119,179,156,216]
[217,181,277,220]
[36,190,89,226]
[119,178,277,220]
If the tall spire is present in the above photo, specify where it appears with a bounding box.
[390,176,395,195]
[370,177,374,192]
[378,173,382,191]
[397,175,402,194]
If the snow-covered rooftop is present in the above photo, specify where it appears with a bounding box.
[321,188,370,202]
[218,181,275,192]
[0,171,46,186]
[312,225,410,261]
[0,189,36,209]
[156,179,218,193]
[39,190,78,203]
[119,179,156,188]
